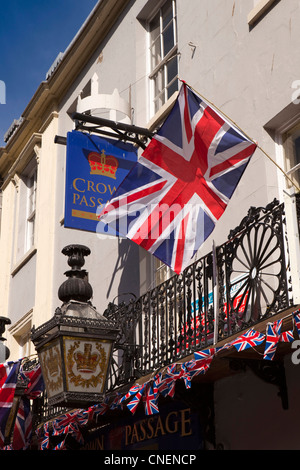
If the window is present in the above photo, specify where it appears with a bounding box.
[154,258,173,286]
[283,123,300,191]
[18,328,33,358]
[148,0,178,115]
[25,167,37,251]
[9,311,34,360]
[248,0,280,26]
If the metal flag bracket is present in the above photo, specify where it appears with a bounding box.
[55,112,154,149]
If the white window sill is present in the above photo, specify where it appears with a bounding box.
[11,246,37,277]
[147,91,178,132]
[247,0,277,26]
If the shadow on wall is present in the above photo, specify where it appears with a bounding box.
[106,238,140,303]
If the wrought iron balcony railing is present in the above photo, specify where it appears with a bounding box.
[32,198,294,426]
[104,198,293,391]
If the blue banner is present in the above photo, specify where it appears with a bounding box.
[64,131,137,234]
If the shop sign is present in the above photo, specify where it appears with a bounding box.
[64,130,137,235]
[82,402,202,451]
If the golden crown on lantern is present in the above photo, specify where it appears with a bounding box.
[74,343,100,374]
[46,348,60,378]
[88,150,118,179]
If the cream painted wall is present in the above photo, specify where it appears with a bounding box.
[33,112,59,327]
[2,113,59,359]
[0,181,16,320]
[52,0,300,305]
[52,0,145,315]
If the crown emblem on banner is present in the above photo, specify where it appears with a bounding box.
[74,343,100,374]
[46,348,60,378]
[88,150,118,179]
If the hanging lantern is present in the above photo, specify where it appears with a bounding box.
[31,244,119,408]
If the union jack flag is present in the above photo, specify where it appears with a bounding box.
[11,397,32,450]
[127,384,146,414]
[154,376,174,398]
[194,347,220,361]
[180,361,210,388]
[0,361,21,448]
[179,364,192,389]
[99,82,257,274]
[52,410,84,447]
[185,357,213,377]
[143,383,159,415]
[37,422,50,450]
[120,383,142,403]
[263,320,282,360]
[91,400,110,419]
[109,392,123,410]
[19,362,45,399]
[154,364,181,398]
[280,330,294,343]
[293,310,300,336]
[52,411,81,436]
[153,372,163,386]
[76,407,94,427]
[231,328,265,352]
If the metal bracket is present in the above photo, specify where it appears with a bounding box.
[54,113,154,149]
[71,112,154,149]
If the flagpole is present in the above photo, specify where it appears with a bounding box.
[183,80,300,193]
[212,240,219,345]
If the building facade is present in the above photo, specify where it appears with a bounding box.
[1,0,300,450]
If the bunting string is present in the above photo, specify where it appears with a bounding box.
[1,308,299,450]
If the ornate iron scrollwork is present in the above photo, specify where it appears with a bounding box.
[101,200,291,388]
[218,199,290,337]
[103,295,143,390]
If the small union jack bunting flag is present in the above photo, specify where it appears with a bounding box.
[231,328,265,352]
[143,383,159,415]
[120,383,143,403]
[293,309,300,336]
[188,357,213,377]
[194,347,220,361]
[263,320,282,360]
[37,422,50,450]
[180,364,192,389]
[127,385,146,414]
[280,330,294,343]
[91,400,110,419]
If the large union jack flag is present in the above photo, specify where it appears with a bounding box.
[99,82,257,274]
[0,361,20,448]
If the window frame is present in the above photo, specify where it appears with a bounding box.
[281,122,300,192]
[148,0,178,116]
[248,0,279,26]
[25,166,37,252]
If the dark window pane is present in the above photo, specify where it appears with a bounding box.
[166,55,178,84]
[150,36,161,70]
[167,79,178,99]
[295,136,300,165]
[150,12,160,43]
[162,22,174,56]
[162,1,173,29]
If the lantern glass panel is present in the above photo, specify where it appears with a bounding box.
[63,336,113,394]
[38,339,64,401]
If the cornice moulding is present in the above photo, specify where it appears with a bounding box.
[0,0,131,175]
